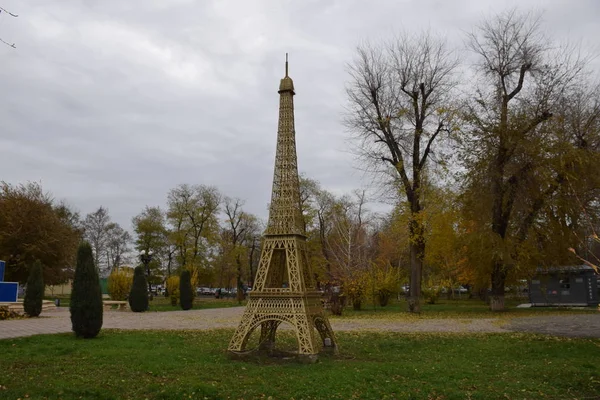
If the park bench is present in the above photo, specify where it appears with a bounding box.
[103,300,128,311]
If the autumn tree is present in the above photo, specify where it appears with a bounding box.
[326,191,376,309]
[421,186,472,296]
[222,197,260,302]
[54,200,84,237]
[299,176,336,283]
[367,218,407,306]
[541,84,600,265]
[461,9,598,310]
[0,182,80,284]
[166,184,221,275]
[132,206,171,278]
[345,31,459,312]
[246,225,262,289]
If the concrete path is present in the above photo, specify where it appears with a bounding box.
[1,307,599,340]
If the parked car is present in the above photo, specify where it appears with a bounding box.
[196,287,213,296]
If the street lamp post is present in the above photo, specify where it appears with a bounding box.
[139,250,154,300]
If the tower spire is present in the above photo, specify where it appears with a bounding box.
[270,53,301,235]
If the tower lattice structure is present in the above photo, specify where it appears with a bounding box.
[228,57,337,359]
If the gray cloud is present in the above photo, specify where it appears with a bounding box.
[1,0,598,229]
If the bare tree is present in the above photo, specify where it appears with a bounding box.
[222,197,260,302]
[462,9,594,310]
[105,222,132,271]
[345,30,459,312]
[83,206,111,274]
[300,177,337,281]
[326,190,373,282]
[0,6,18,48]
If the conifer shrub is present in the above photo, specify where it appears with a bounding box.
[70,242,103,338]
[129,266,149,312]
[24,259,44,317]
[108,267,133,301]
[179,270,193,310]
[166,275,180,306]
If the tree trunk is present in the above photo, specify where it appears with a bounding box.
[407,214,425,313]
[236,255,244,303]
[490,261,507,311]
[248,239,256,288]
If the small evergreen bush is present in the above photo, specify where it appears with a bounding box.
[179,270,193,310]
[70,242,103,338]
[24,260,44,317]
[129,266,149,312]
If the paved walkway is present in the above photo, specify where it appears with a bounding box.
[1,307,599,340]
[507,314,600,337]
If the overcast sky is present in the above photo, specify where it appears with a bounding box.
[1,0,598,231]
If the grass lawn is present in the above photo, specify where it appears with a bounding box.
[42,296,244,311]
[147,296,244,312]
[334,298,600,320]
[0,330,598,399]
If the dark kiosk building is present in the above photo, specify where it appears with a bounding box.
[529,265,598,307]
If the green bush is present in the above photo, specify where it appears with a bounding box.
[129,266,148,312]
[179,270,193,310]
[24,260,44,317]
[70,242,103,338]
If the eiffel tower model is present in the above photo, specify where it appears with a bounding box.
[228,56,337,361]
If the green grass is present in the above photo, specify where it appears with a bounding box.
[147,296,244,312]
[42,296,244,311]
[334,298,599,320]
[0,330,598,399]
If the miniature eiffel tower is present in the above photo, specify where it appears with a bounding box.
[228,55,337,360]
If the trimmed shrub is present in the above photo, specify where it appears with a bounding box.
[108,267,133,301]
[129,266,149,312]
[24,260,44,317]
[70,242,103,338]
[179,270,193,310]
[166,275,180,306]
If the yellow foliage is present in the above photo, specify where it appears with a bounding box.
[421,276,444,305]
[343,273,368,305]
[166,275,180,305]
[187,266,200,292]
[366,264,400,306]
[107,267,134,301]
